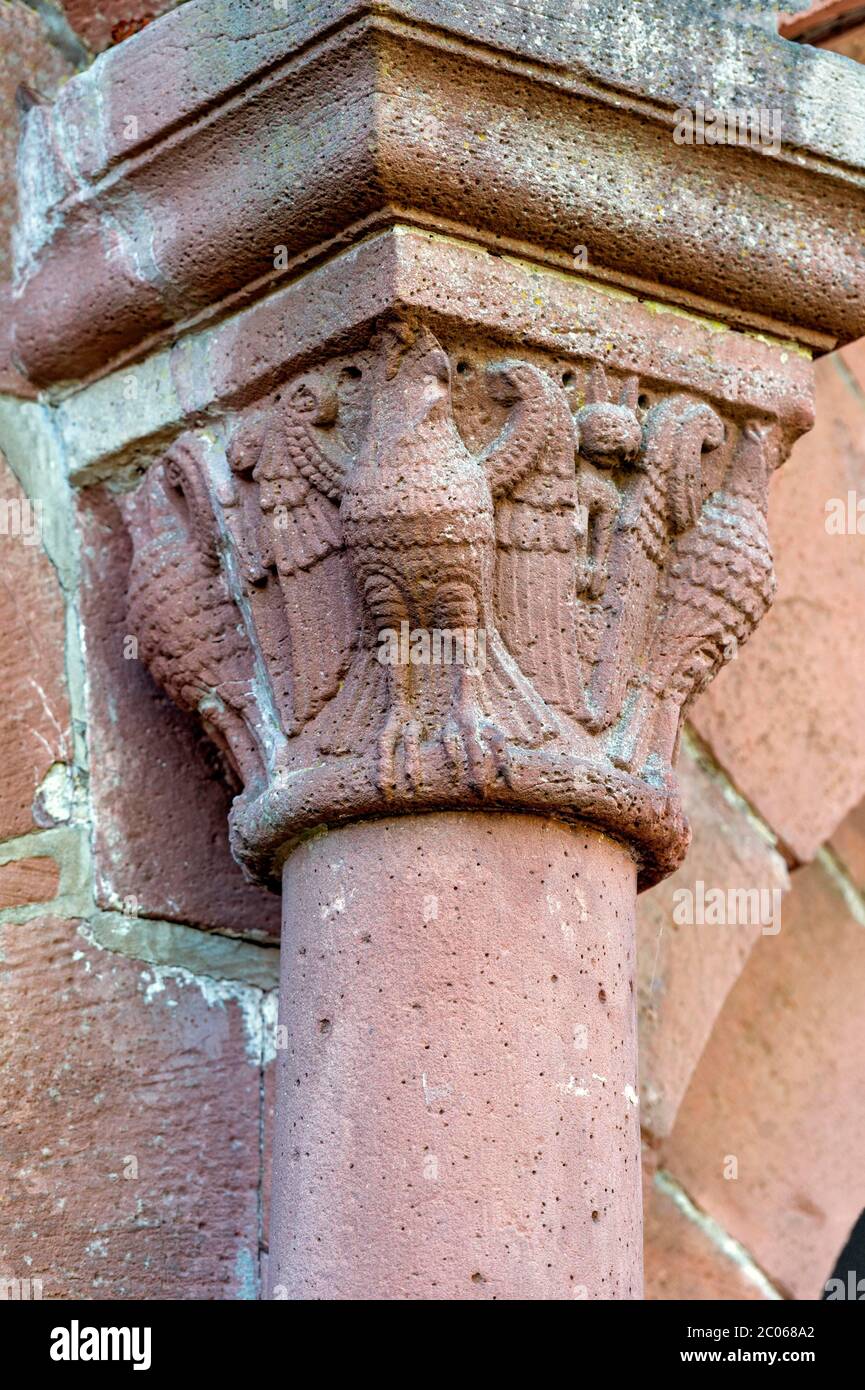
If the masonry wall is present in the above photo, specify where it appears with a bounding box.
[1,0,864,1300]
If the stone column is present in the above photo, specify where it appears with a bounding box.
[8,0,864,1302]
[120,298,810,1299]
[273,814,639,1300]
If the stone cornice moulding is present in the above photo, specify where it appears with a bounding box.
[7,0,865,388]
[51,228,815,483]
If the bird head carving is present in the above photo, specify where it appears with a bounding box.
[486,361,544,406]
[367,315,454,448]
[575,364,641,466]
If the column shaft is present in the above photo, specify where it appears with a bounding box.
[269,811,641,1300]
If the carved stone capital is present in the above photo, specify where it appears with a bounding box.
[124,302,805,891]
[26,0,860,1305]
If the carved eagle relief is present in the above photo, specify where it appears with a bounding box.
[123,312,780,880]
[228,317,594,796]
[608,420,777,773]
[123,438,264,789]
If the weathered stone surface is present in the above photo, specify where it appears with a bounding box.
[78,484,280,939]
[0,855,60,909]
[637,742,789,1141]
[260,1047,275,1260]
[839,335,865,393]
[111,226,814,1302]
[692,353,865,862]
[662,857,865,1301]
[10,0,865,385]
[0,453,71,843]
[3,0,853,1308]
[0,915,263,1299]
[53,227,815,486]
[271,812,641,1301]
[0,3,73,281]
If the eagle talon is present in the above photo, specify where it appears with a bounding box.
[442,715,485,793]
[376,711,423,797]
[442,714,512,795]
[442,715,469,787]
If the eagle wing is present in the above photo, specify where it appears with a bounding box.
[125,438,263,786]
[230,380,361,737]
[489,365,589,721]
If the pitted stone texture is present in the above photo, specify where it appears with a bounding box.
[662,857,865,1301]
[269,812,642,1301]
[52,225,814,486]
[78,484,280,939]
[0,453,71,843]
[636,743,789,1141]
[10,0,865,385]
[0,3,73,280]
[692,353,865,863]
[0,916,263,1299]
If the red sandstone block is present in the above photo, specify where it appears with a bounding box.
[784,7,865,62]
[0,5,73,279]
[0,856,60,909]
[822,19,865,61]
[829,794,865,892]
[661,857,865,1300]
[0,286,37,398]
[59,2,179,52]
[692,353,865,862]
[643,1159,767,1301]
[0,915,263,1299]
[78,485,280,939]
[636,745,788,1141]
[780,1,865,42]
[0,454,71,843]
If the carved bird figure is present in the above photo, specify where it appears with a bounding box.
[124,439,263,789]
[611,420,777,775]
[236,315,584,797]
[588,394,725,735]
